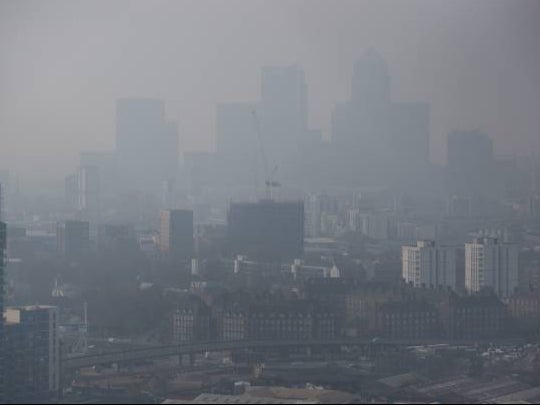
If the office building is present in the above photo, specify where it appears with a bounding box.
[331,50,430,186]
[402,240,458,291]
[465,237,519,298]
[216,103,258,160]
[79,151,116,203]
[215,102,259,188]
[446,130,496,197]
[116,99,178,193]
[447,130,493,172]
[227,200,304,261]
[56,220,90,260]
[64,174,79,211]
[260,65,308,163]
[97,224,137,253]
[0,175,10,220]
[3,306,59,403]
[0,222,5,403]
[160,209,194,263]
[77,165,100,218]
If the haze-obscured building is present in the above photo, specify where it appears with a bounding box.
[331,50,430,186]
[116,99,178,194]
[160,209,194,263]
[260,65,308,165]
[56,220,90,260]
[0,222,5,403]
[227,200,304,261]
[215,102,259,189]
[446,130,496,197]
[97,224,137,253]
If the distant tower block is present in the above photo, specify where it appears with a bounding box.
[160,209,194,263]
[465,237,519,298]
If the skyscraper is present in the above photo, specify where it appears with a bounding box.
[447,130,493,172]
[260,66,308,164]
[402,240,458,291]
[116,99,178,194]
[215,102,259,188]
[160,209,194,263]
[77,165,100,220]
[0,173,9,220]
[351,49,391,110]
[446,130,496,197]
[331,50,430,186]
[79,151,116,207]
[465,237,519,298]
[0,221,6,403]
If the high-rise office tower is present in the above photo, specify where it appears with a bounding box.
[227,200,304,261]
[0,222,6,403]
[333,50,391,148]
[78,165,100,219]
[351,49,391,110]
[79,151,116,207]
[465,237,519,298]
[447,130,494,172]
[56,220,90,260]
[260,66,308,163]
[446,130,496,197]
[64,174,79,212]
[402,240,458,291]
[331,50,430,186]
[3,306,60,403]
[116,99,178,194]
[160,210,194,263]
[0,174,9,220]
[0,183,3,221]
[389,102,430,171]
[215,102,259,188]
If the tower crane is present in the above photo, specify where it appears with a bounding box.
[252,110,280,200]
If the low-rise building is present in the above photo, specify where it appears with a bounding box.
[172,297,211,343]
[440,291,505,339]
[507,291,540,334]
[377,300,440,339]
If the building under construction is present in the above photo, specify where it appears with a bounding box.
[227,200,304,262]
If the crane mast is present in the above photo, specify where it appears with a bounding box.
[252,110,280,200]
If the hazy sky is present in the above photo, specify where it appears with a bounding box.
[1,0,540,188]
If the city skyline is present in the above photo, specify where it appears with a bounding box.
[2,1,540,403]
[1,0,540,189]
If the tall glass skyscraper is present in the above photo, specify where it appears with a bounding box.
[0,221,6,403]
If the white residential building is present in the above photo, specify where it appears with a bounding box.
[465,237,519,298]
[402,240,458,290]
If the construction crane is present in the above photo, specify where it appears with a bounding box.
[252,110,280,200]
